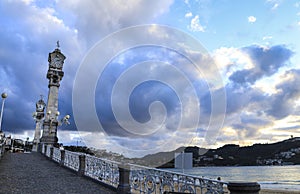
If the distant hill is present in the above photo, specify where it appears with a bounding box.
[135,147,186,167]
[140,137,300,167]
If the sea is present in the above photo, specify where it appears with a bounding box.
[168,165,300,191]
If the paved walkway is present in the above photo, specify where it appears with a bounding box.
[0,152,116,194]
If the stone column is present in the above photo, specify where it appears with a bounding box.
[43,145,47,155]
[78,155,86,176]
[117,164,131,194]
[227,182,260,194]
[32,121,42,152]
[50,147,54,159]
[60,149,65,166]
[40,47,66,146]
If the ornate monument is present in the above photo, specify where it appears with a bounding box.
[32,96,46,151]
[40,42,66,145]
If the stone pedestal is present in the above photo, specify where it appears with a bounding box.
[227,182,260,194]
[117,165,131,194]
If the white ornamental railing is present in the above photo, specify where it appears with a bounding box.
[52,147,61,163]
[84,155,119,187]
[64,150,80,171]
[40,144,261,194]
[129,164,226,194]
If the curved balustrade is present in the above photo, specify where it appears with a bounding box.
[84,155,120,188]
[129,164,226,194]
[39,144,235,194]
[63,150,80,171]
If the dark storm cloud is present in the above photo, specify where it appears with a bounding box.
[0,0,79,134]
[229,45,293,85]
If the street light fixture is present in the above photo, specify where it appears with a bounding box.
[0,92,8,132]
[45,110,70,127]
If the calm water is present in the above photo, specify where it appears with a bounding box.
[169,165,300,191]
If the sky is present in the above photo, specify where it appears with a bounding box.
[0,0,300,157]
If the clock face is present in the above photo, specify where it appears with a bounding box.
[53,55,63,68]
[36,102,45,112]
[37,104,44,111]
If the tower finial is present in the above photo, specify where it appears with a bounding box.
[40,94,44,100]
[56,40,60,49]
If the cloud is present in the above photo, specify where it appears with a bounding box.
[211,43,298,145]
[57,0,174,46]
[0,0,79,133]
[185,12,193,18]
[262,36,273,40]
[1,0,299,157]
[188,15,205,32]
[229,45,293,85]
[266,0,281,10]
[271,3,279,10]
[266,69,300,119]
[0,0,173,136]
[248,16,256,23]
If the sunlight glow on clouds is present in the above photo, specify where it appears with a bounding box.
[0,0,299,156]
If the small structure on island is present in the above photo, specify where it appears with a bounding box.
[39,42,70,146]
[175,152,193,169]
[32,96,46,151]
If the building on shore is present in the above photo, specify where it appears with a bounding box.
[175,152,193,169]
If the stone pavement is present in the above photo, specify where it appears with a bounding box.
[0,152,116,194]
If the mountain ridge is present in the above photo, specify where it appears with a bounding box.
[139,137,300,167]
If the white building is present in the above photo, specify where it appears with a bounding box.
[175,152,193,169]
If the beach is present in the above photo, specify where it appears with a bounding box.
[260,189,300,194]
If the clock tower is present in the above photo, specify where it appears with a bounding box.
[40,42,66,145]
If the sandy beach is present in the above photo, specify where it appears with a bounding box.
[260,189,300,194]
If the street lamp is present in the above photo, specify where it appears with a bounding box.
[0,92,8,132]
[46,110,70,127]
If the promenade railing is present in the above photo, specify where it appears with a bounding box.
[129,163,225,194]
[40,144,260,194]
[64,150,81,171]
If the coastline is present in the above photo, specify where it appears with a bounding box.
[260,189,300,194]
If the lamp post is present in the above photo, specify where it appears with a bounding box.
[32,96,46,151]
[0,92,8,132]
[46,110,70,127]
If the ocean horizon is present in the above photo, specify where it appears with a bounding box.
[168,165,300,191]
